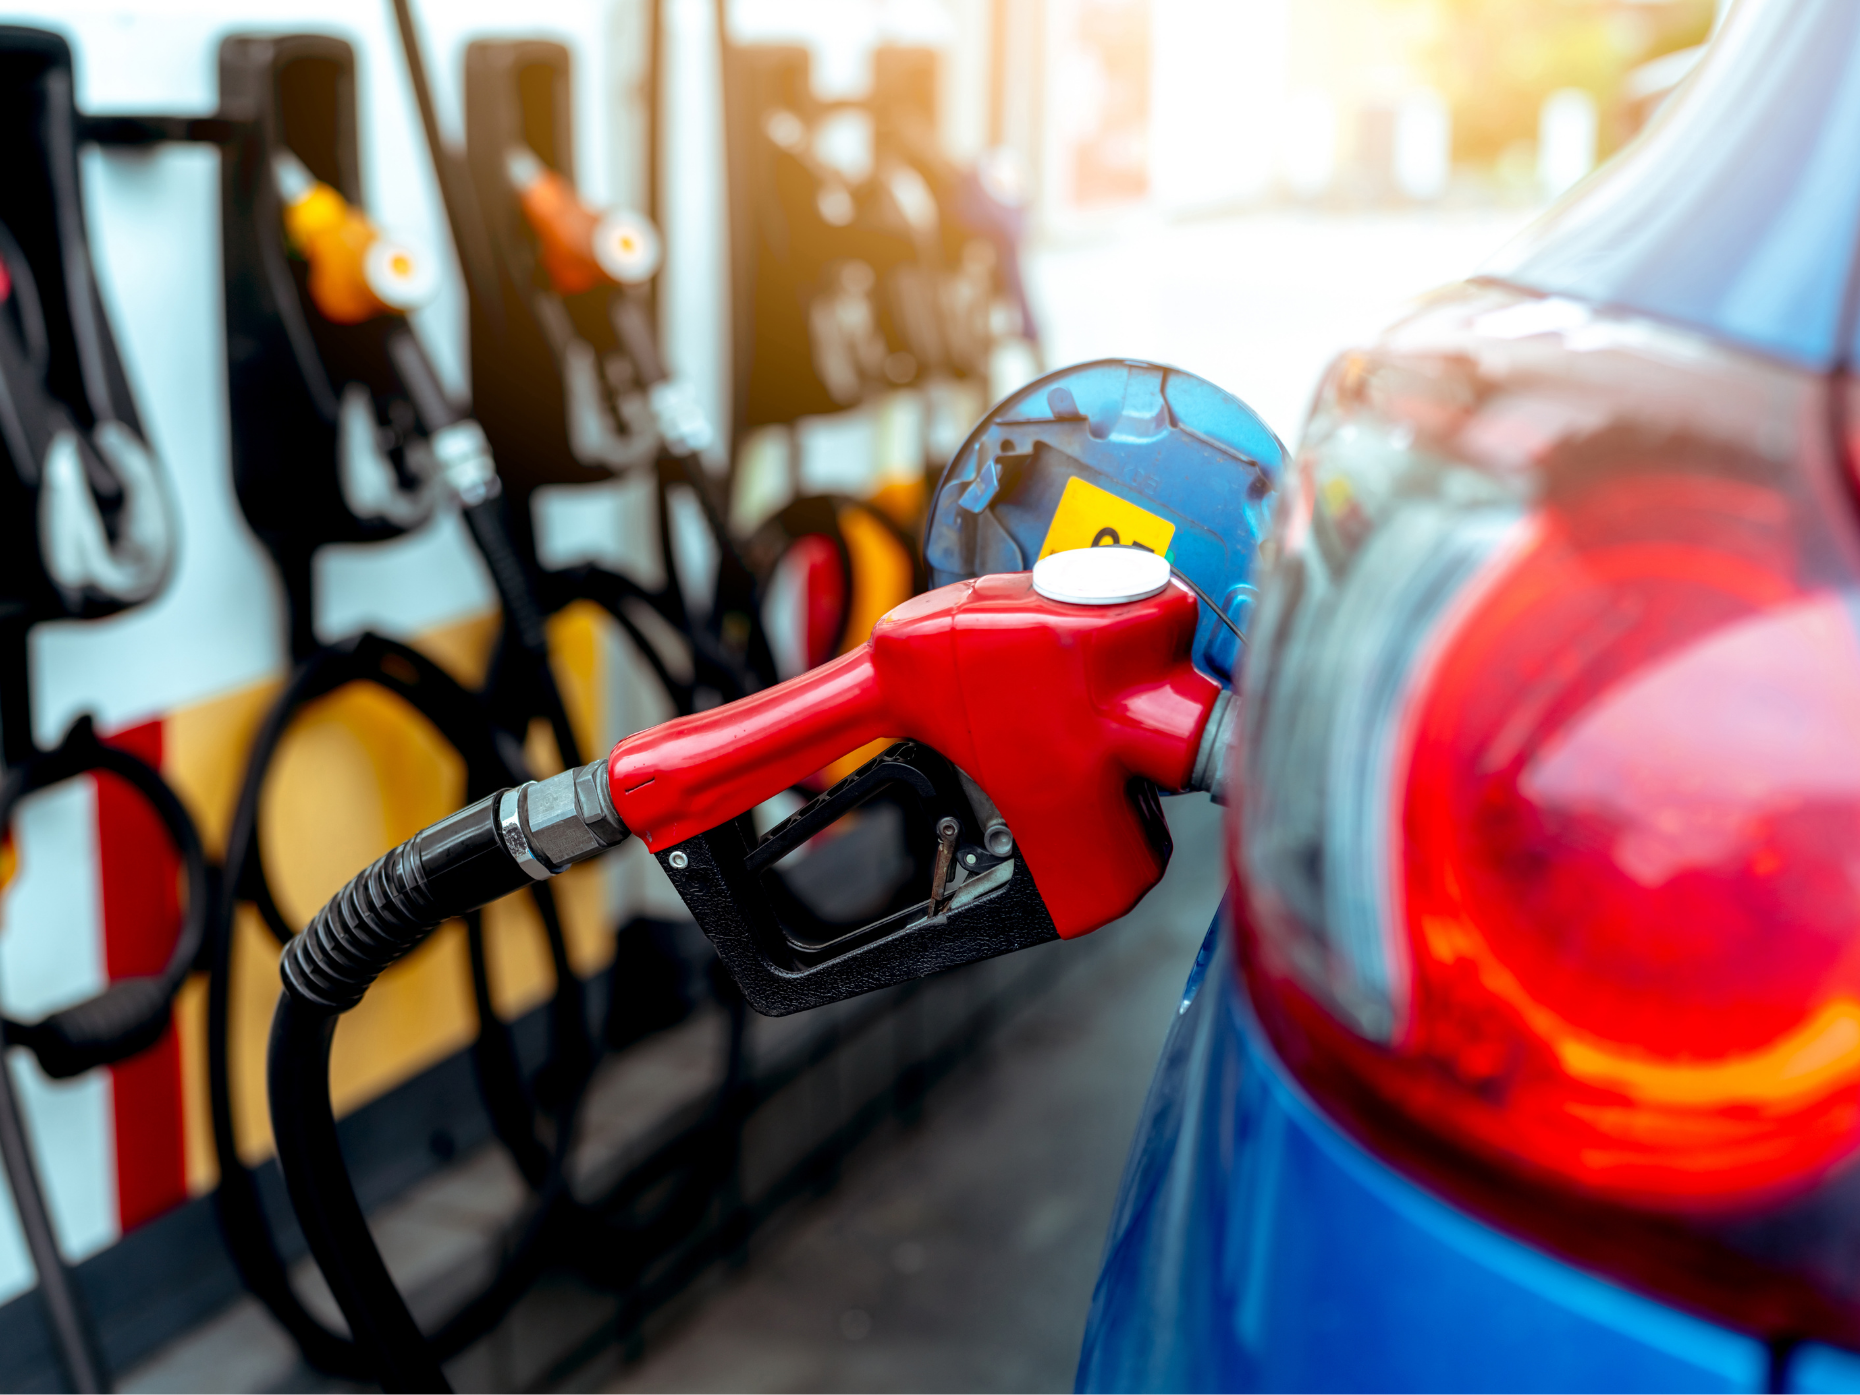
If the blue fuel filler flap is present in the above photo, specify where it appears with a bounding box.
[925,360,1285,686]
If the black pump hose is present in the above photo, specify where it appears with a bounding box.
[386,0,503,337]
[269,752,628,1389]
[0,716,213,1393]
[458,490,585,771]
[0,1042,106,1392]
[207,634,590,1377]
[209,629,733,1380]
[269,995,440,1389]
[378,0,584,769]
[375,320,587,775]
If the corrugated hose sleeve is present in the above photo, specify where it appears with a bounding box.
[279,761,630,1012]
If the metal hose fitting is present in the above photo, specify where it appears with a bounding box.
[1189,690,1236,805]
[499,759,627,878]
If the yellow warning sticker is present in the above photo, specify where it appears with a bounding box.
[1037,475,1176,561]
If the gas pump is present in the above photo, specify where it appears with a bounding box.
[455,34,761,710]
[206,18,932,1375]
[0,28,205,1394]
[455,32,923,716]
[723,42,1036,517]
[218,31,581,765]
[207,33,620,1377]
[869,46,1040,402]
[259,359,1282,1388]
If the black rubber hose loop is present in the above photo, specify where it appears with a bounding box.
[235,634,508,947]
[0,715,211,1079]
[268,786,534,1390]
[0,715,209,1392]
[459,493,585,771]
[206,633,585,1380]
[270,993,446,1393]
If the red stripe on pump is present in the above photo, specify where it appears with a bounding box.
[608,572,1221,939]
[94,720,187,1232]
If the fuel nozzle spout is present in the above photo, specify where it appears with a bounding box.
[504,145,663,294]
[273,151,437,323]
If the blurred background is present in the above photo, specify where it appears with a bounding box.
[0,0,1722,1391]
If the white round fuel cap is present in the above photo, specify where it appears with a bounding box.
[1032,547,1172,606]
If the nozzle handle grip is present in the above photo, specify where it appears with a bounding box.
[655,739,1060,1016]
[609,646,884,853]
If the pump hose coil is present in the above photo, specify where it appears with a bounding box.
[210,632,598,1378]
[0,716,209,1077]
[268,756,628,1390]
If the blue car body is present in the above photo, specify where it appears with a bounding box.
[1080,923,1803,1392]
[1078,0,1860,1386]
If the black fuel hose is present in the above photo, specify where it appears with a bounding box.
[378,0,587,771]
[208,634,591,1378]
[0,717,211,1077]
[268,995,437,1389]
[379,322,586,773]
[386,0,502,339]
[269,756,628,1390]
[0,1041,106,1392]
[539,562,697,714]
[263,794,558,1395]
[457,488,585,769]
[210,340,746,1374]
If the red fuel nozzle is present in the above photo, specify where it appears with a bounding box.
[608,565,1225,939]
[505,146,663,296]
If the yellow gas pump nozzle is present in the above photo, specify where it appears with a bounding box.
[273,151,436,323]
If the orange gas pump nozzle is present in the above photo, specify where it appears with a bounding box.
[505,146,662,295]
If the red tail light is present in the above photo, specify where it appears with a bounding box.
[1235,286,1860,1345]
[1402,474,1860,1208]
